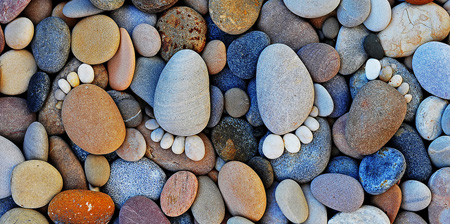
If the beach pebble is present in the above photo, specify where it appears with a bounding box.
[370,184,402,223]
[297,43,340,83]
[160,171,198,217]
[225,88,250,118]
[407,0,433,4]
[66,72,80,87]
[260,182,288,224]
[397,83,409,95]
[388,74,403,87]
[284,0,339,18]
[160,133,174,150]
[110,5,157,34]
[0,136,25,199]
[116,128,146,162]
[393,211,427,224]
[329,205,390,224]
[379,66,393,82]
[4,17,33,49]
[363,34,385,60]
[335,25,370,75]
[0,50,37,95]
[62,0,104,18]
[88,64,108,88]
[51,2,78,27]
[247,156,274,189]
[151,128,165,143]
[322,17,339,39]
[207,85,224,128]
[90,0,124,10]
[415,96,448,141]
[314,83,334,117]
[202,40,226,75]
[108,28,136,91]
[275,179,308,223]
[337,0,371,27]
[245,78,264,127]
[211,66,246,92]
[26,71,50,112]
[365,58,381,80]
[132,23,160,57]
[326,156,359,180]
[23,121,48,161]
[78,63,95,84]
[332,113,364,159]
[262,134,284,160]
[132,0,177,13]
[428,136,450,168]
[0,27,3,54]
[442,105,450,135]
[185,135,206,161]
[172,136,186,155]
[400,180,432,211]
[363,0,391,32]
[323,75,351,118]
[54,89,66,101]
[0,0,31,24]
[209,0,262,35]
[427,167,450,224]
[145,119,160,130]
[58,79,71,94]
[283,133,301,154]
[130,57,165,107]
[295,126,313,144]
[191,176,225,223]
[120,196,170,224]
[84,155,110,187]
[0,208,48,224]
[0,97,36,143]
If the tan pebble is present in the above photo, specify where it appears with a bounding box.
[78,64,95,84]
[185,135,205,161]
[0,50,37,95]
[160,132,174,149]
[66,72,80,87]
[379,66,393,82]
[388,75,403,87]
[4,17,34,49]
[201,40,227,75]
[52,2,79,27]
[57,79,71,94]
[132,23,161,57]
[171,136,185,154]
[309,106,319,117]
[151,128,165,142]
[55,101,63,110]
[116,128,147,162]
[54,89,66,101]
[404,94,412,103]
[397,82,409,95]
[84,154,110,187]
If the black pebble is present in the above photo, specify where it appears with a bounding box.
[26,71,50,113]
[363,33,385,60]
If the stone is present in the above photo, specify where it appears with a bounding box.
[132,24,160,57]
[209,0,262,35]
[260,182,288,224]
[160,171,198,217]
[168,212,194,224]
[329,205,390,224]
[323,75,351,118]
[58,79,71,94]
[171,136,184,154]
[11,160,62,208]
[132,0,178,13]
[257,0,318,51]
[415,96,447,141]
[246,78,264,127]
[322,17,340,39]
[295,126,313,144]
[191,176,225,224]
[211,116,258,162]
[211,66,246,93]
[4,17,33,49]
[78,64,95,84]
[224,88,250,118]
[218,161,266,222]
[84,155,110,187]
[364,34,385,60]
[228,31,270,79]
[359,147,406,195]
[52,2,78,27]
[363,0,391,32]
[0,0,30,24]
[299,184,327,224]
[0,136,24,199]
[185,135,206,161]
[314,84,334,117]
[202,40,226,75]
[131,56,165,107]
[442,105,450,135]
[427,167,450,224]
[275,179,308,223]
[335,25,370,75]
[332,113,363,159]
[48,190,114,223]
[26,72,50,113]
[0,208,48,224]
[311,173,364,212]
[90,0,124,10]
[346,80,407,155]
[365,58,381,80]
[23,122,48,161]
[22,0,52,24]
[207,85,224,128]
[0,97,36,143]
[115,128,146,161]
[151,128,164,142]
[400,180,431,211]
[369,184,402,223]
[63,0,105,18]
[110,5,157,34]
[67,72,80,88]
[257,44,314,135]
[297,43,340,83]
[388,75,403,87]
[378,3,450,57]
[247,156,274,189]
[284,0,339,18]
[182,0,207,15]
[283,133,301,154]
[429,136,450,168]
[227,216,254,224]
[71,15,120,64]
[108,28,135,91]
[205,15,238,47]
[0,197,17,217]
[407,0,433,4]
[271,118,331,183]
[0,26,4,54]
[325,156,359,180]
[337,0,371,27]
[394,211,427,224]
[145,119,160,130]
[108,91,143,128]
[0,50,37,95]
[119,196,170,224]
[103,158,166,207]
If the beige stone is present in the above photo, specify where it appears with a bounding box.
[0,50,37,95]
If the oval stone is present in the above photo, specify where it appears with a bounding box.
[428,167,450,224]
[332,113,364,159]
[415,96,447,141]
[218,161,266,222]
[62,0,104,18]
[323,75,351,118]
[0,136,25,199]
[363,0,391,32]
[369,184,402,223]
[191,176,225,224]
[130,56,165,108]
[337,0,371,27]
[23,121,48,161]
[284,0,339,18]
[0,208,48,224]
[131,0,178,13]
[119,196,170,224]
[400,180,431,212]
[84,155,110,187]
[329,205,390,224]
[160,171,198,217]
[335,25,370,75]
[297,43,340,83]
[0,0,31,24]
[62,84,126,155]
[115,128,146,162]
[257,44,314,135]
[154,50,210,136]
[0,50,37,95]
[275,179,308,223]
[107,28,135,91]
[110,5,157,34]
[26,72,50,113]
[345,80,406,155]
[0,97,36,143]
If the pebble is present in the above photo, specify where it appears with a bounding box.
[397,83,409,95]
[379,65,393,82]
[26,71,50,112]
[90,0,124,10]
[262,134,284,159]
[52,2,78,27]
[23,121,48,161]
[332,113,363,159]
[172,136,185,154]
[283,133,301,154]
[442,105,450,135]
[335,25,370,75]
[326,156,359,180]
[247,156,274,189]
[245,78,264,127]
[427,167,450,224]
[407,0,434,3]
[0,50,37,95]
[378,3,450,57]
[224,88,250,118]
[207,85,224,128]
[48,190,114,223]
[257,0,319,51]
[71,15,120,64]
[160,133,174,149]
[108,28,135,91]
[295,126,314,144]
[228,216,254,224]
[132,23,160,57]
[400,180,432,211]
[428,136,450,168]
[145,119,160,130]
[260,182,288,224]
[11,160,63,208]
[78,63,95,84]
[284,0,339,18]
[54,89,66,101]
[369,184,402,223]
[0,97,36,143]
[0,208,48,224]
[209,0,262,35]
[365,58,381,80]
[103,158,166,207]
[4,17,33,49]
[415,96,448,141]
[388,74,403,88]
[202,40,227,75]
[156,6,207,61]
[218,161,266,222]
[185,135,206,161]
[314,83,334,117]
[210,66,247,92]
[154,50,210,136]
[311,173,364,212]
[323,75,351,118]
[394,211,427,224]
[151,128,164,142]
[215,157,226,171]
[130,56,165,107]
[191,176,225,223]
[110,5,157,34]
[116,128,146,162]
[297,43,340,83]
[66,72,80,87]
[0,26,4,54]
[0,196,17,217]
[359,147,406,195]
[84,155,110,187]
[108,91,143,129]
[275,179,309,223]
[0,0,30,24]
[337,0,371,27]
[363,34,385,60]
[322,17,340,39]
[57,79,71,94]
[63,0,105,18]
[160,171,198,217]
[329,205,390,224]
[132,0,177,13]
[363,0,391,32]
[0,136,25,199]
[120,196,169,224]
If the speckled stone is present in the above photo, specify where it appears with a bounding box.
[428,167,450,224]
[207,85,224,128]
[132,0,178,13]
[260,182,288,224]
[0,136,25,199]
[363,33,384,60]
[160,171,198,217]
[107,28,136,91]
[0,208,48,224]
[119,196,170,224]
[62,0,104,18]
[394,211,427,224]
[0,97,36,143]
[130,56,165,108]
[26,72,50,113]
[297,43,340,83]
[0,196,17,217]
[415,96,447,141]
[0,49,37,95]
[329,205,390,224]
[210,66,246,92]
[322,75,351,118]
[31,16,70,73]
[132,23,161,57]
[0,0,31,24]
[110,5,157,34]
[248,156,274,189]
[322,16,339,39]
[246,78,264,127]
[108,90,143,128]
[90,0,124,10]
[369,184,402,223]
[335,25,370,75]
[325,156,359,180]
[224,88,250,118]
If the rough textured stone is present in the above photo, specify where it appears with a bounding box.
[119,196,170,224]
[0,97,36,143]
[370,184,402,223]
[335,25,370,75]
[26,72,50,113]
[132,0,178,13]
[160,171,198,217]
[0,0,31,24]
[297,43,340,83]
[191,176,225,224]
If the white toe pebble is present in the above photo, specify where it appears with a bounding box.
[262,134,285,159]
[379,66,393,82]
[171,136,185,155]
[150,128,164,142]
[58,79,71,94]
[54,89,66,101]
[365,58,381,80]
[388,74,403,88]
[160,133,174,149]
[404,94,412,103]
[185,135,205,161]
[304,117,320,131]
[309,106,319,117]
[144,119,160,130]
[283,133,301,153]
[67,72,80,87]
[295,126,313,144]
[397,82,409,95]
[77,63,95,84]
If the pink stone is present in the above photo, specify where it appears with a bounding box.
[0,0,31,24]
[107,28,135,91]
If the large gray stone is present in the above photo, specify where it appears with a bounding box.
[335,25,369,75]
[23,121,48,161]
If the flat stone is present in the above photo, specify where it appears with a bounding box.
[110,5,157,34]
[132,0,178,13]
[84,155,110,187]
[335,25,370,75]
[323,75,351,118]
[0,0,30,24]
[130,56,165,108]
[26,72,50,113]
[248,156,274,189]
[191,176,225,224]
[427,167,450,224]
[284,0,339,18]
[275,179,308,223]
[400,180,431,211]
[119,196,170,224]
[108,28,135,91]
[369,184,402,223]
[329,205,390,224]
[207,85,224,128]
[4,17,34,49]
[297,43,340,83]
[337,0,371,27]
[108,91,143,128]
[378,2,450,57]
[132,23,160,57]
[0,50,37,95]
[116,128,146,162]
[161,171,198,217]
[0,136,25,199]
[415,96,447,141]
[209,0,262,35]
[393,211,427,224]
[90,0,124,10]
[0,208,48,224]
[260,182,288,224]
[0,97,36,143]
[325,156,359,179]
[322,17,340,39]
[23,121,48,161]
[363,0,391,32]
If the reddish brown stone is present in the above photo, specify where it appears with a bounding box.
[0,97,36,143]
[48,190,115,223]
[160,171,198,217]
[107,28,135,91]
[120,196,170,224]
[92,64,109,89]
[308,11,337,29]
[297,43,340,83]
[208,170,219,183]
[405,0,433,5]
[370,184,402,223]
[22,0,52,24]
[0,0,31,24]
[428,167,450,224]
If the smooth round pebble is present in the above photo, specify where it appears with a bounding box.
[78,64,95,83]
[314,83,334,117]
[337,0,371,27]
[400,180,432,211]
[397,83,410,95]
[283,0,339,18]
[202,40,227,75]
[283,133,301,154]
[370,184,402,223]
[107,27,136,91]
[405,94,412,103]
[208,85,225,128]
[23,121,48,161]
[4,17,34,49]
[416,96,448,141]
[322,17,339,39]
[0,208,48,224]
[58,79,71,94]
[54,89,66,101]
[325,156,359,180]
[262,134,284,160]
[297,43,340,83]
[151,128,164,143]
[185,135,206,161]
[116,128,146,162]
[131,0,177,13]
[295,126,313,144]
[428,136,450,168]
[388,74,403,87]
[363,34,385,60]
[329,205,390,224]
[380,66,393,82]
[132,23,160,57]
[62,0,105,18]
[275,179,308,223]
[191,176,225,224]
[160,133,174,149]
[145,119,160,130]
[365,58,381,80]
[84,155,110,187]
[52,2,79,27]
[224,88,250,118]
[66,72,80,87]
[172,136,185,154]
[309,106,319,117]
[90,0,124,10]
[160,171,198,217]
[228,216,254,224]
[304,117,320,132]
[109,5,157,34]
[0,50,37,95]
[26,71,50,113]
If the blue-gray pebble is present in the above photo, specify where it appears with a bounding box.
[359,147,406,195]
[207,85,224,128]
[322,75,351,118]
[26,72,50,113]
[441,104,450,135]
[248,156,274,189]
[70,141,118,163]
[260,182,289,224]
[130,56,165,107]
[326,156,359,180]
[210,66,247,92]
[246,78,264,127]
[31,17,70,73]
[169,212,194,224]
[0,196,17,217]
[110,5,157,34]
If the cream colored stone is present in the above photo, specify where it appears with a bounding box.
[262,134,284,159]
[283,133,301,153]
[397,83,410,95]
[379,66,393,82]
[4,17,34,49]
[67,72,80,87]
[160,133,174,149]
[295,126,313,144]
[77,63,95,84]
[304,117,320,131]
[185,135,205,161]
[172,136,185,155]
[0,50,37,95]
[58,79,71,94]
[145,119,160,130]
[388,74,403,87]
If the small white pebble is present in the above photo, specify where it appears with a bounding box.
[365,58,381,80]
[160,133,174,149]
[150,128,164,142]
[283,133,301,153]
[379,66,393,82]
[58,79,71,94]
[67,72,80,87]
[404,94,412,103]
[304,117,320,131]
[55,101,63,110]
[309,106,319,117]
[185,135,205,161]
[262,134,284,159]
[54,89,66,101]
[215,156,226,171]
[295,126,313,144]
[144,119,160,130]
[397,82,410,95]
[89,184,100,192]
[78,63,95,84]
[388,74,403,88]
[171,136,185,155]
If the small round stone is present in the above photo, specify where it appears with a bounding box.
[84,155,110,187]
[54,89,66,101]
[397,83,410,95]
[283,133,301,153]
[0,208,49,224]
[388,75,403,88]
[151,128,164,143]
[404,94,412,103]
[379,66,393,82]
[185,135,206,161]
[262,134,284,159]
[309,106,319,117]
[322,17,339,39]
[201,40,227,75]
[78,64,95,84]
[365,58,381,80]
[57,79,71,94]
[55,101,63,110]
[132,23,161,57]
[4,17,34,49]
[171,136,185,154]
[295,126,313,144]
[400,180,431,212]
[66,72,80,87]
[303,117,320,132]
[145,119,160,130]
[160,171,198,217]
[116,128,146,162]
[224,88,250,118]
[160,132,174,149]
